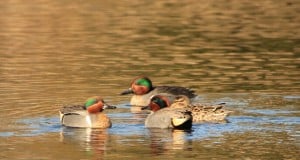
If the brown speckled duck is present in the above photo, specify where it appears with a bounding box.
[170,95,231,123]
[59,96,116,128]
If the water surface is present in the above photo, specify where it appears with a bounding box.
[0,0,299,159]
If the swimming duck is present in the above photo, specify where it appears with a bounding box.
[121,76,197,107]
[170,95,231,123]
[142,95,193,129]
[59,96,116,128]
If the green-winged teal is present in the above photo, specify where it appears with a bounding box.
[59,96,116,128]
[170,95,231,123]
[121,76,197,107]
[142,95,193,129]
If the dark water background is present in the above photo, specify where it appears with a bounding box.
[0,0,299,159]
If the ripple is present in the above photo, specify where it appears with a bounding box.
[0,0,299,158]
[244,109,300,116]
[15,117,61,136]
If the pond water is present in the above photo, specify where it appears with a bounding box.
[0,0,299,159]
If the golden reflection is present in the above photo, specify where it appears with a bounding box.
[0,0,299,159]
[171,129,190,150]
[147,128,191,155]
[60,128,109,159]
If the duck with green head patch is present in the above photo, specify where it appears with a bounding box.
[142,95,193,129]
[59,96,116,128]
[121,76,197,109]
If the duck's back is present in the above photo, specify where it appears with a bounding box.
[190,104,231,122]
[155,86,196,99]
[59,105,85,114]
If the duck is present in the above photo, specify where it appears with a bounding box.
[59,96,116,128]
[120,76,197,107]
[142,95,193,129]
[170,95,231,123]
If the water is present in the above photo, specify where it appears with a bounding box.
[0,0,299,159]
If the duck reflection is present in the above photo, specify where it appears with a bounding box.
[60,127,109,158]
[147,128,192,155]
[130,106,149,123]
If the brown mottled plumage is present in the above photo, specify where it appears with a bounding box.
[170,95,231,123]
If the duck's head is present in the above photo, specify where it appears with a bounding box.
[121,76,153,95]
[84,96,116,114]
[171,95,190,108]
[142,95,170,112]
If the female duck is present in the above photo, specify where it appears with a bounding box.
[142,95,193,129]
[121,76,197,107]
[170,95,231,123]
[59,96,115,128]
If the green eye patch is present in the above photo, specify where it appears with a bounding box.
[153,97,168,108]
[136,78,151,88]
[85,99,97,107]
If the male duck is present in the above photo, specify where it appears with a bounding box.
[59,96,116,128]
[121,76,197,107]
[142,95,193,129]
[170,95,231,123]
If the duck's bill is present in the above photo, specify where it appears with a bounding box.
[103,103,117,109]
[141,105,151,110]
[120,88,134,95]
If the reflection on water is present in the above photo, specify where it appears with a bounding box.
[0,0,300,159]
[147,128,192,154]
[1,96,299,159]
[60,127,192,158]
[61,128,109,158]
